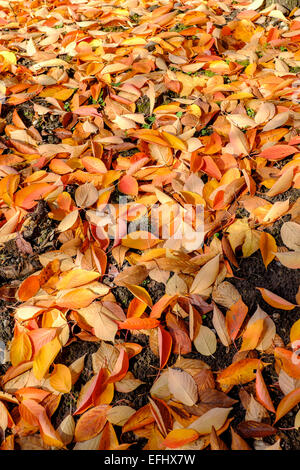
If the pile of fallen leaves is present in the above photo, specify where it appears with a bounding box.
[0,0,300,451]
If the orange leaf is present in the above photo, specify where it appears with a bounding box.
[160,131,187,151]
[20,399,64,448]
[150,294,178,319]
[290,319,300,344]
[81,156,107,174]
[28,328,57,356]
[56,269,100,290]
[99,422,119,450]
[74,369,105,415]
[56,288,100,309]
[15,387,50,402]
[122,404,155,433]
[14,183,55,210]
[257,287,295,310]
[39,86,75,101]
[125,284,153,307]
[32,336,61,380]
[122,231,161,250]
[127,298,147,318]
